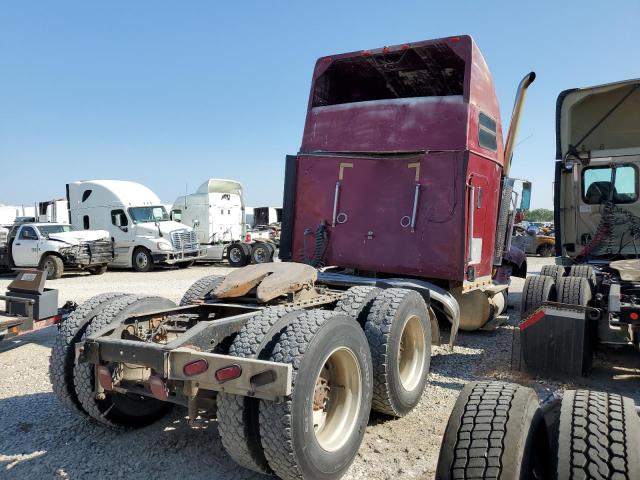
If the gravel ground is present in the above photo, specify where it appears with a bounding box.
[1,259,639,480]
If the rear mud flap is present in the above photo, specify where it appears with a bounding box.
[512,303,596,377]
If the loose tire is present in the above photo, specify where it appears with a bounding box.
[217,307,301,474]
[49,292,127,415]
[365,288,431,417]
[132,247,154,272]
[334,286,381,326]
[177,260,195,269]
[540,265,565,285]
[73,295,176,427]
[555,389,640,480]
[557,276,591,306]
[40,254,64,279]
[521,275,556,316]
[88,265,107,275]
[259,310,373,480]
[179,274,225,306]
[251,242,272,264]
[436,381,551,480]
[227,243,249,268]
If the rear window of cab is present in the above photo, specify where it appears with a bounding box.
[582,164,638,204]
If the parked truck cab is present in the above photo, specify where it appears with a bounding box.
[67,180,202,271]
[280,35,534,331]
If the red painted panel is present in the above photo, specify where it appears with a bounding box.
[302,96,468,153]
[291,152,467,281]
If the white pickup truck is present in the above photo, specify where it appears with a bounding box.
[0,223,113,279]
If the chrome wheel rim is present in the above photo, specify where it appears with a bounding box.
[397,314,427,391]
[312,347,362,452]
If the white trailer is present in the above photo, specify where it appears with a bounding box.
[37,199,69,224]
[67,180,203,271]
[171,179,274,267]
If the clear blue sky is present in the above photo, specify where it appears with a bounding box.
[1,1,637,210]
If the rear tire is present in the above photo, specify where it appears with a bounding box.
[250,242,272,264]
[557,276,591,306]
[88,265,107,275]
[179,275,225,306]
[49,293,127,416]
[132,247,154,272]
[365,288,431,417]
[521,275,556,316]
[40,254,64,279]
[334,286,381,326]
[227,243,249,268]
[73,295,176,427]
[540,265,565,285]
[555,389,640,480]
[217,307,301,474]
[259,310,373,480]
[536,243,554,257]
[569,264,597,294]
[436,381,551,480]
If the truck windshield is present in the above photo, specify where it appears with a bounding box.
[128,206,170,224]
[37,225,76,238]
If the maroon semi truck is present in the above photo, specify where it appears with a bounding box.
[51,36,534,480]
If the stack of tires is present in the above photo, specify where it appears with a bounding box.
[521,264,596,316]
[436,380,640,480]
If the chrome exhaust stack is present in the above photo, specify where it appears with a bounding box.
[503,72,536,176]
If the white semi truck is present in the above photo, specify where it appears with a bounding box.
[67,180,203,271]
[171,179,275,266]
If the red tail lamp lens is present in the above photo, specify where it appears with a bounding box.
[245,234,251,242]
[215,364,242,383]
[149,375,168,401]
[97,366,113,390]
[183,359,209,377]
[630,312,639,321]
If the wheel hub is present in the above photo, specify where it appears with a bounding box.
[311,347,362,452]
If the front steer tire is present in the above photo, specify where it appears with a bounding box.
[436,381,551,480]
[555,389,640,480]
[217,307,302,474]
[40,254,64,279]
[132,247,154,272]
[73,295,176,427]
[259,310,373,480]
[365,288,431,417]
[49,292,127,416]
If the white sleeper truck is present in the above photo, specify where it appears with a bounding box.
[67,180,202,272]
[0,222,112,278]
[171,179,275,267]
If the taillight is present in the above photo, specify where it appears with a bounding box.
[183,359,209,377]
[96,366,113,390]
[215,364,242,383]
[149,375,168,401]
[245,234,251,242]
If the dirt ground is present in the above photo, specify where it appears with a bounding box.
[0,259,638,479]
